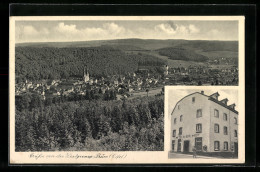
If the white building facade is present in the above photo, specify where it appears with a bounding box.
[170,91,238,156]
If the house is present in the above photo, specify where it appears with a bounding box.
[170,91,238,157]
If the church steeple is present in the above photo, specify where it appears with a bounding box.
[83,66,90,83]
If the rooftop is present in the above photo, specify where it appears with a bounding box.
[172,91,238,115]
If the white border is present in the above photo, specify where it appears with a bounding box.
[9,16,245,164]
[165,86,244,163]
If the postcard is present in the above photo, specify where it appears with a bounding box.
[9,16,245,164]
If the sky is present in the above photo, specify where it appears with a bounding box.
[167,88,238,118]
[15,20,238,43]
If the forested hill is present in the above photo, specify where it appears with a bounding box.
[15,46,166,82]
[157,47,209,62]
[16,39,238,52]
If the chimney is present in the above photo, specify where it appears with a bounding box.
[229,103,236,110]
[220,98,229,105]
[201,91,204,94]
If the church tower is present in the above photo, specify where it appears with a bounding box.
[83,66,90,83]
[164,65,169,75]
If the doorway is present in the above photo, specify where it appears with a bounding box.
[183,140,190,153]
[195,137,202,151]
[177,139,181,152]
[172,140,175,151]
[234,142,238,157]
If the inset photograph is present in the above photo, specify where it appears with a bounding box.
[166,87,239,159]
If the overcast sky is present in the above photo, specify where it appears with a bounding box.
[167,88,238,119]
[15,20,238,43]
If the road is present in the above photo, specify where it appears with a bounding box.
[168,152,221,159]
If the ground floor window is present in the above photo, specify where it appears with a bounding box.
[224,142,228,151]
[177,139,181,152]
[172,140,175,151]
[214,141,220,151]
[195,137,202,151]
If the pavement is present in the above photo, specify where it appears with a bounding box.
[168,152,221,159]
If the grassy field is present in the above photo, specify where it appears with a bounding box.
[195,50,238,58]
[127,50,208,68]
[128,87,163,99]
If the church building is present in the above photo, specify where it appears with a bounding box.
[83,67,90,83]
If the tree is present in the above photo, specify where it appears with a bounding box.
[85,90,90,100]
[146,88,150,97]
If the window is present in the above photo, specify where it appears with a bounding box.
[174,118,177,124]
[178,105,180,109]
[234,130,237,137]
[180,115,183,122]
[223,113,228,121]
[179,127,182,135]
[172,130,176,137]
[195,137,203,151]
[214,141,220,151]
[172,140,175,151]
[214,109,219,118]
[192,97,195,103]
[196,123,202,133]
[214,124,219,133]
[234,117,238,124]
[196,109,202,118]
[177,139,181,152]
[224,142,228,151]
[224,126,228,135]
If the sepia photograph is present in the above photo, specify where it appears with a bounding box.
[9,16,245,164]
[166,88,239,159]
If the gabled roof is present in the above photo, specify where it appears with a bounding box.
[209,92,220,97]
[171,91,238,116]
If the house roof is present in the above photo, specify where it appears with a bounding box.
[171,91,238,116]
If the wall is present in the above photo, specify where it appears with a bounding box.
[170,92,211,152]
[208,100,238,152]
[170,92,238,153]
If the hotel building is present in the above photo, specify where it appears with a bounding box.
[170,91,238,156]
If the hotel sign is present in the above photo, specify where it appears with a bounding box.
[175,134,200,139]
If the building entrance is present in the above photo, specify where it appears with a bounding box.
[183,140,190,153]
[172,140,175,151]
[177,139,181,152]
[234,142,238,157]
[195,137,202,151]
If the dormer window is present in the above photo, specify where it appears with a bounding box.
[229,104,236,110]
[220,98,228,105]
[210,92,220,100]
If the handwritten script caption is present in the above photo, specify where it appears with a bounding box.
[29,153,127,160]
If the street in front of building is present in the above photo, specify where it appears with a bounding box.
[168,152,220,159]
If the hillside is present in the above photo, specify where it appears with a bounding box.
[157,47,209,62]
[16,39,238,52]
[15,46,166,82]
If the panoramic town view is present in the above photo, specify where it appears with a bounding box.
[14,20,238,152]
